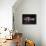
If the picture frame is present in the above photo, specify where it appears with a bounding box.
[22,14,36,24]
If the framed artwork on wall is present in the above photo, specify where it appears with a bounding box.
[22,14,36,24]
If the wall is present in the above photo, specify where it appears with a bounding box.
[41,0,46,46]
[0,0,16,30]
[13,0,41,46]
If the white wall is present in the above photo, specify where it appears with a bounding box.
[13,0,41,46]
[13,0,46,46]
[0,0,16,30]
[41,0,46,46]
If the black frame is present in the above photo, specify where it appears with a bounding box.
[22,14,36,24]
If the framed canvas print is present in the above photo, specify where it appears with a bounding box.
[22,14,36,24]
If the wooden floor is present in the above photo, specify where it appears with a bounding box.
[0,39,16,46]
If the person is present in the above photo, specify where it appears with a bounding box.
[15,34,22,46]
[25,40,35,46]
